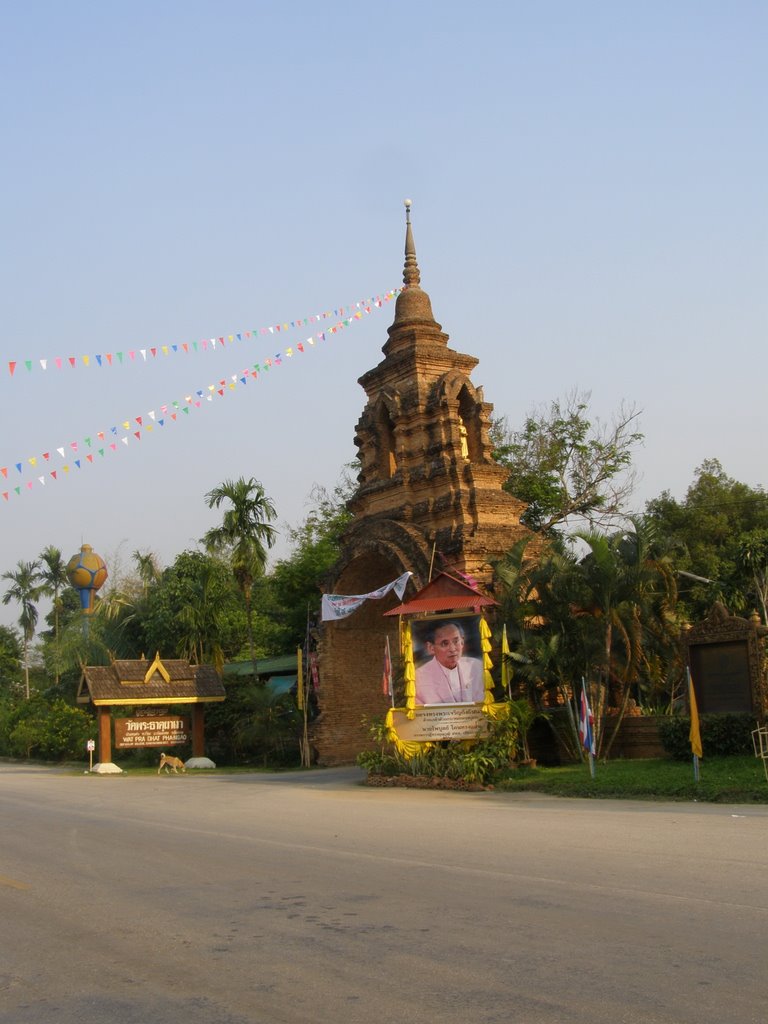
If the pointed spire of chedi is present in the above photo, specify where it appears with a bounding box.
[391,198,437,328]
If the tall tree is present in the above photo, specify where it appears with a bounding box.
[268,476,354,648]
[645,459,768,620]
[0,625,23,692]
[738,530,768,625]
[133,549,161,599]
[2,560,42,699]
[491,390,642,534]
[175,559,226,670]
[203,477,277,670]
[38,546,68,685]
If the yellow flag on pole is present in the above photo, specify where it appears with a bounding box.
[501,624,511,695]
[296,647,304,710]
[688,670,702,759]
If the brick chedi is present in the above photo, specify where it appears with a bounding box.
[312,201,535,765]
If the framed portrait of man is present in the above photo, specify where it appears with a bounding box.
[411,614,485,705]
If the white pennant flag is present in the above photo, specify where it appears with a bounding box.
[321,572,411,622]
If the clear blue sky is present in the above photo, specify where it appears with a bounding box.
[1,1,766,628]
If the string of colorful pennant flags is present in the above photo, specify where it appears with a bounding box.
[1,289,399,503]
[5,292,394,379]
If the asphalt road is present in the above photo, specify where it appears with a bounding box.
[1,763,766,1024]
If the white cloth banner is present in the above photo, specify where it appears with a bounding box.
[321,571,412,622]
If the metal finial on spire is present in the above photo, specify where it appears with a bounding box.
[402,198,420,289]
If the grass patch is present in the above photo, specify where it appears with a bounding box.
[495,755,768,802]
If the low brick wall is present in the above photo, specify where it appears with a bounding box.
[530,714,667,764]
[603,716,666,759]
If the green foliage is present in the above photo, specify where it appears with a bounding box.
[506,698,548,760]
[268,476,355,649]
[495,755,768,802]
[645,459,768,622]
[205,683,301,767]
[0,625,22,690]
[496,517,683,754]
[0,694,93,760]
[358,712,522,786]
[2,559,44,699]
[115,550,246,663]
[203,476,278,669]
[658,713,756,761]
[491,391,642,533]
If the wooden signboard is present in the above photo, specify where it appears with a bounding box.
[114,714,191,749]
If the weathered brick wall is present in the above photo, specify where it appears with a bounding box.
[312,555,404,766]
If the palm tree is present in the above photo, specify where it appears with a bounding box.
[133,549,160,599]
[176,560,226,671]
[556,518,679,756]
[39,545,68,685]
[499,519,681,760]
[2,560,42,698]
[203,477,277,670]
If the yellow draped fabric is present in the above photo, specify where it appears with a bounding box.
[479,617,495,709]
[401,621,416,719]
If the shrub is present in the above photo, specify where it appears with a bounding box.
[658,712,756,760]
[0,695,93,760]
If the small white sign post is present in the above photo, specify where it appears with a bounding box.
[87,738,95,772]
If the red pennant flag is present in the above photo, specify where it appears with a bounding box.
[8,362,15,376]
[0,468,6,479]
[86,454,94,463]
[68,357,76,368]
[51,471,57,480]
[134,431,141,440]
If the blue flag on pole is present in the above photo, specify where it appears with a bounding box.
[579,682,595,756]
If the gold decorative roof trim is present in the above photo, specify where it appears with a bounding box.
[144,652,171,685]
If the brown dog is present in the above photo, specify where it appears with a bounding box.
[158,752,186,774]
